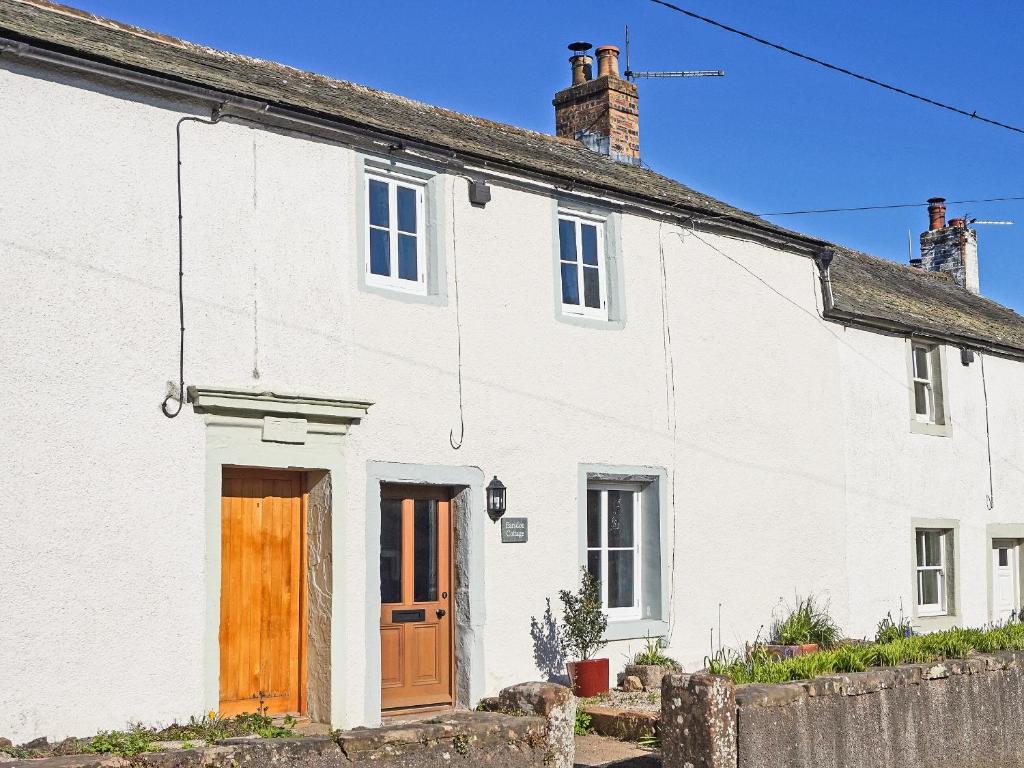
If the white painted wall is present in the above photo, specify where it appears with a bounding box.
[1,59,1022,742]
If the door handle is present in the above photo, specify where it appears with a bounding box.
[436,608,447,619]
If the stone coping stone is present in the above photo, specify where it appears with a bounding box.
[6,713,547,768]
[734,650,1024,709]
[580,705,658,741]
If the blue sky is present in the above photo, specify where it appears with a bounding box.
[75,0,1024,311]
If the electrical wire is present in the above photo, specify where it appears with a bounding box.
[981,354,995,509]
[658,223,680,644]
[448,178,466,449]
[163,110,222,418]
[754,196,1024,218]
[646,0,1024,136]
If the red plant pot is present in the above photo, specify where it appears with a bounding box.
[567,658,610,697]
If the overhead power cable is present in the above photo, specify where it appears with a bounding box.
[756,195,1024,217]
[646,0,1024,136]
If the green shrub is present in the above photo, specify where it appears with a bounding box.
[574,709,592,736]
[769,596,841,649]
[558,568,608,661]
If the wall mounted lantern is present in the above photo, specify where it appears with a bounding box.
[486,475,507,522]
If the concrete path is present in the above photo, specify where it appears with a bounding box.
[574,734,660,767]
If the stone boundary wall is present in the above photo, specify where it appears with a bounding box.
[4,683,575,768]
[662,651,1024,768]
[5,713,547,768]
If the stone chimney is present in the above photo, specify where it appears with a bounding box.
[553,42,640,165]
[917,196,980,293]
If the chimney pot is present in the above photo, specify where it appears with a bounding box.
[927,197,947,231]
[949,217,966,228]
[595,45,621,79]
[554,42,639,164]
[569,54,593,86]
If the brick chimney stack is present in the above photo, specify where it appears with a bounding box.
[917,196,980,294]
[553,42,640,165]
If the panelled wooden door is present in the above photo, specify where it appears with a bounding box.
[220,468,307,716]
[380,486,453,712]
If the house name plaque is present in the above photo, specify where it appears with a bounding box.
[500,517,528,543]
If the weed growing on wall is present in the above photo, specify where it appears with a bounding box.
[707,621,1024,685]
[769,595,841,649]
[632,635,680,668]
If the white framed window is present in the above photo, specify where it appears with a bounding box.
[586,484,642,621]
[365,171,427,295]
[916,528,949,616]
[558,211,608,320]
[911,342,946,425]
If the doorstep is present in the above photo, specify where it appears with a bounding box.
[580,705,659,742]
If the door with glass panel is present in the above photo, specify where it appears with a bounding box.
[586,485,642,620]
[992,540,1020,624]
[379,486,453,712]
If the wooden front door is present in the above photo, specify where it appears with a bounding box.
[220,468,307,716]
[379,486,453,712]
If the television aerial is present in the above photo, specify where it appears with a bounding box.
[623,25,725,81]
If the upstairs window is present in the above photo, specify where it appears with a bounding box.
[910,342,947,427]
[916,528,952,616]
[586,485,642,621]
[558,212,608,320]
[365,172,426,295]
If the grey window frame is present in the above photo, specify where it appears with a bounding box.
[911,518,960,630]
[551,199,626,330]
[354,154,448,305]
[578,464,669,641]
[907,339,950,436]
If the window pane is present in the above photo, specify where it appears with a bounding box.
[608,550,635,608]
[914,382,930,417]
[587,550,602,588]
[398,234,418,281]
[587,490,601,548]
[913,345,929,379]
[583,266,601,309]
[369,179,389,228]
[918,530,942,567]
[558,219,577,262]
[413,499,438,603]
[561,263,580,305]
[581,224,599,266]
[380,499,402,604]
[918,570,939,606]
[397,185,417,234]
[607,490,634,547]
[370,228,391,276]
[999,548,1009,567]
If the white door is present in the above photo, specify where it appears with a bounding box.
[992,540,1019,624]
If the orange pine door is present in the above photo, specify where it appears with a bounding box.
[220,468,307,716]
[380,487,453,712]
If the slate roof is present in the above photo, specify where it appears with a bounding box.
[2,0,1023,355]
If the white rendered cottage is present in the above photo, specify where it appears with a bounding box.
[2,0,1024,742]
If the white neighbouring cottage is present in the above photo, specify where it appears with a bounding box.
[2,0,1024,744]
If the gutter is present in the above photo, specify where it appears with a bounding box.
[0,32,824,257]
[814,249,1024,362]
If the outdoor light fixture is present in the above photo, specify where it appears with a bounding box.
[486,475,507,522]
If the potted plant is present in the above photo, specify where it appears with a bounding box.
[761,595,840,659]
[559,568,609,697]
[624,634,681,691]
